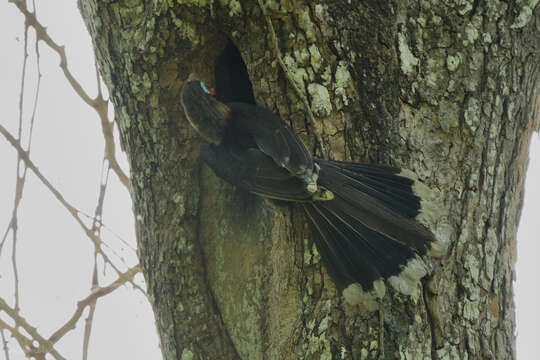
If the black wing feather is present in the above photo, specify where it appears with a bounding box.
[303,203,381,288]
[316,160,434,255]
[318,159,420,218]
[227,102,313,178]
[200,144,312,201]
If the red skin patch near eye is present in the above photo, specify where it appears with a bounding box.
[209,88,216,96]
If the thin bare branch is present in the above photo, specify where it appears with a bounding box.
[9,0,131,189]
[10,0,94,107]
[48,265,141,344]
[0,125,127,278]
[9,219,20,312]
[82,260,98,360]
[81,159,107,359]
[101,106,130,189]
[77,211,137,253]
[2,2,146,358]
[0,299,66,360]
[0,318,37,357]
[0,220,13,260]
[1,329,10,360]
[82,300,97,360]
[1,0,45,315]
[27,20,42,154]
[94,50,104,105]
[7,1,31,312]
[16,6,29,140]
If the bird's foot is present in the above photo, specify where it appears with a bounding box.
[312,188,334,201]
[306,182,318,193]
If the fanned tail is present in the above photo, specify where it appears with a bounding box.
[304,159,442,304]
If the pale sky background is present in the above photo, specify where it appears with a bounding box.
[0,2,160,359]
[0,2,538,360]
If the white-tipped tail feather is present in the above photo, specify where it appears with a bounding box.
[388,257,428,300]
[343,280,386,310]
[399,168,448,259]
[343,257,428,307]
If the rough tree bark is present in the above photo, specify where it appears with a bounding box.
[79,1,539,359]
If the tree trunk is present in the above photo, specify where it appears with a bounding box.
[79,1,539,359]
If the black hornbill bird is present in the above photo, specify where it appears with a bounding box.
[181,76,443,304]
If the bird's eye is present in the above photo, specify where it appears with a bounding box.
[200,82,211,94]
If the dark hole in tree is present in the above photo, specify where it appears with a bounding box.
[215,41,256,105]
[214,41,266,210]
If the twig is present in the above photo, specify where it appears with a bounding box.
[77,212,137,252]
[98,99,130,189]
[0,318,37,357]
[81,169,108,360]
[48,265,141,344]
[8,0,43,314]
[11,0,94,107]
[0,125,127,280]
[7,1,32,312]
[0,299,66,360]
[1,329,10,360]
[93,55,130,189]
[82,300,97,360]
[10,0,130,189]
[2,2,143,358]
[257,0,326,158]
[16,5,29,142]
[2,0,43,311]
[82,261,98,360]
[0,125,145,354]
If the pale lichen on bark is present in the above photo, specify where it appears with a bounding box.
[395,0,540,358]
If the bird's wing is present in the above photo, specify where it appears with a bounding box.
[226,102,314,179]
[200,144,313,201]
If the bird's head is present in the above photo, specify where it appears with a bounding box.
[181,75,230,144]
[199,81,216,96]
